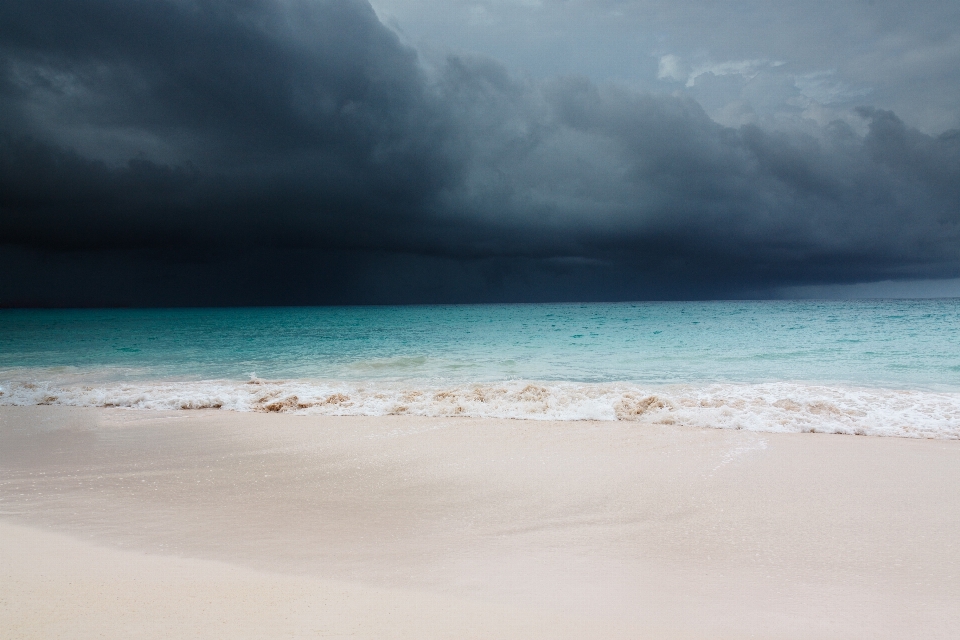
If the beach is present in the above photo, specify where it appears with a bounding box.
[4,0,960,633]
[2,406,958,638]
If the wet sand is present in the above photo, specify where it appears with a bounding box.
[1,406,958,638]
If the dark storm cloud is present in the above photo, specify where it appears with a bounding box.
[1,0,958,305]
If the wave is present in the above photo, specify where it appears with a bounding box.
[1,375,958,439]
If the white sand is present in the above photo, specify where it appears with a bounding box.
[1,406,959,638]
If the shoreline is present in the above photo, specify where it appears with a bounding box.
[2,377,959,438]
[2,406,959,638]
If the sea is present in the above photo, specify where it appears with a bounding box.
[1,301,959,438]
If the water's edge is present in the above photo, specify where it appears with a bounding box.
[3,377,957,439]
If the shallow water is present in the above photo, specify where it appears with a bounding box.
[1,301,959,437]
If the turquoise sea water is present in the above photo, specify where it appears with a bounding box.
[1,301,959,437]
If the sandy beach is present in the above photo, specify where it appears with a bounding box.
[1,406,958,639]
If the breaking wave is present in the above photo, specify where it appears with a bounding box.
[1,375,959,439]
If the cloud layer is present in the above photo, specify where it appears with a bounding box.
[1,0,959,305]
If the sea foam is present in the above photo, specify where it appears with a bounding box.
[2,376,958,439]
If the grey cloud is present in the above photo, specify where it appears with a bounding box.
[373,0,960,133]
[1,0,959,305]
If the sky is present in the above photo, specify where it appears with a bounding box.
[1,0,959,306]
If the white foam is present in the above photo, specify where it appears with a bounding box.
[1,375,958,439]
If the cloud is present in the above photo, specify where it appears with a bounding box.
[658,55,784,88]
[373,0,960,133]
[657,54,687,83]
[793,71,870,105]
[1,0,959,305]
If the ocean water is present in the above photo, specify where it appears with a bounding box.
[1,301,959,438]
